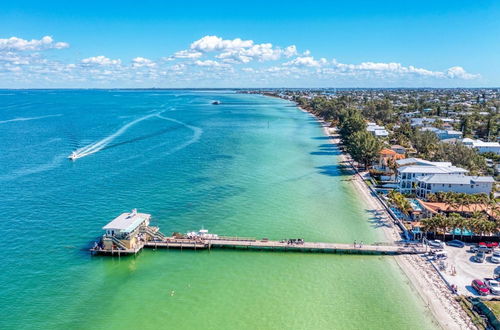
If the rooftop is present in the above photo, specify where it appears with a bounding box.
[396,158,452,167]
[103,209,151,233]
[399,165,468,174]
[417,174,495,184]
[418,200,499,220]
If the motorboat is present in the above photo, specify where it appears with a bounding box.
[186,228,219,239]
[211,100,221,105]
[68,152,78,161]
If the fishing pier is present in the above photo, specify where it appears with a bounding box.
[90,210,426,256]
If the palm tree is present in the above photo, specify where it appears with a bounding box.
[472,214,491,241]
[455,215,468,241]
[388,190,412,217]
[427,193,438,202]
[447,213,462,240]
[426,214,448,240]
[422,217,439,239]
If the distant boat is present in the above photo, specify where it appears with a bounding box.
[212,100,221,105]
[68,152,78,161]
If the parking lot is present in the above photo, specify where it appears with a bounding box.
[431,243,500,297]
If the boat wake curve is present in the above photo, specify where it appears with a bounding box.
[69,112,203,161]
[69,113,157,160]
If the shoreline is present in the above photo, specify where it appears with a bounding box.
[292,99,476,329]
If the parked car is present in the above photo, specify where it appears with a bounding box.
[434,251,448,260]
[446,240,465,248]
[474,252,486,263]
[491,251,500,264]
[428,240,444,249]
[480,242,499,248]
[472,279,490,296]
[471,245,492,254]
[486,279,500,295]
[495,267,500,279]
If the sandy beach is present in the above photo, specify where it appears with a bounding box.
[304,108,477,329]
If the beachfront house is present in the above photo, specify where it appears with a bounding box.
[396,158,468,194]
[102,209,151,250]
[416,174,495,198]
[462,138,500,155]
[376,148,405,173]
[418,200,499,223]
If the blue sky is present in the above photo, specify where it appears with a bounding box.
[1,0,499,88]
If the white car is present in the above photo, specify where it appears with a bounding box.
[428,240,444,249]
[487,279,500,295]
[492,251,500,264]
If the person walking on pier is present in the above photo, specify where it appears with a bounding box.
[354,240,357,248]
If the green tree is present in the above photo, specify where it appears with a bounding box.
[413,130,439,158]
[346,131,382,169]
[432,142,487,174]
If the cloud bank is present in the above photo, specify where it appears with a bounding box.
[0,34,481,87]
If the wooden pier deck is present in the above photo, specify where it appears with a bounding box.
[92,238,426,256]
[90,222,427,256]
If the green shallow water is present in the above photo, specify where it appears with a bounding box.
[0,90,437,329]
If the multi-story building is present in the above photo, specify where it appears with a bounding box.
[396,158,468,193]
[416,174,495,198]
[462,138,500,155]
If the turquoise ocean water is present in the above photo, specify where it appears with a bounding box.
[0,90,437,329]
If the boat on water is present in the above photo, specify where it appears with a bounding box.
[186,228,219,239]
[68,152,78,161]
[211,100,221,105]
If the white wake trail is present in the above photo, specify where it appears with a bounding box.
[155,114,203,154]
[0,114,62,124]
[116,114,203,163]
[73,113,157,158]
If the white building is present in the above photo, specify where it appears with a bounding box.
[420,127,463,140]
[416,174,495,198]
[396,158,468,193]
[462,138,500,155]
[411,117,435,127]
[366,122,389,138]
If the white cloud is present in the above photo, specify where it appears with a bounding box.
[0,36,69,51]
[81,56,121,66]
[170,50,203,59]
[169,35,296,64]
[284,56,327,67]
[190,35,253,52]
[194,60,224,67]
[327,60,480,79]
[283,45,298,58]
[132,57,156,68]
[446,66,479,79]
